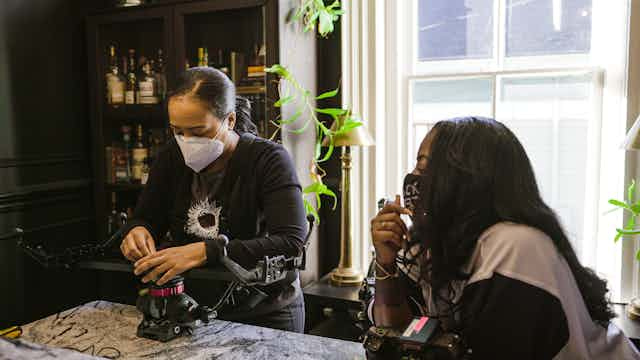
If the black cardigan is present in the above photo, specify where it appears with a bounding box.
[124,133,307,294]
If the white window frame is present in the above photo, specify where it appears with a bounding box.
[379,0,631,301]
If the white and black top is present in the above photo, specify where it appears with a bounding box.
[369,222,640,359]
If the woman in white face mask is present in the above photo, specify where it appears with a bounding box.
[119,67,307,332]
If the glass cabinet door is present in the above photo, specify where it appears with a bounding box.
[88,7,173,243]
[174,0,277,140]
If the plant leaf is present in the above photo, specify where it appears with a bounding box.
[318,121,331,135]
[614,232,623,242]
[326,0,340,10]
[318,9,334,37]
[316,108,348,117]
[636,248,640,261]
[290,119,312,134]
[265,64,291,80]
[304,198,320,223]
[274,95,294,107]
[608,199,630,210]
[603,207,621,215]
[279,110,303,125]
[629,179,637,204]
[303,181,324,194]
[319,186,337,210]
[318,140,334,163]
[303,181,338,210]
[316,87,339,100]
[335,120,362,136]
[615,228,640,235]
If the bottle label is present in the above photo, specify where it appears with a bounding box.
[116,169,128,181]
[141,172,149,185]
[125,91,135,104]
[131,164,143,180]
[138,96,159,104]
[112,82,124,104]
[139,81,154,97]
[132,148,148,163]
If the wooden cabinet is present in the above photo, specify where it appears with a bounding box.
[86,0,311,245]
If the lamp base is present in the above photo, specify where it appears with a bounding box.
[329,267,364,287]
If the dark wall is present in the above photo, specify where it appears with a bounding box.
[317,21,343,276]
[0,0,108,326]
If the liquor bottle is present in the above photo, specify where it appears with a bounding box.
[216,49,230,75]
[230,51,246,85]
[258,44,266,66]
[138,61,158,104]
[141,157,150,185]
[203,47,209,68]
[106,45,125,104]
[116,125,132,183]
[155,49,167,100]
[131,124,149,183]
[125,49,137,104]
[197,47,204,67]
[107,193,128,236]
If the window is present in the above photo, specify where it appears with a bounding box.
[383,0,630,299]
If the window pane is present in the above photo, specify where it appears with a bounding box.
[506,0,592,57]
[410,78,493,163]
[417,0,494,61]
[498,74,594,257]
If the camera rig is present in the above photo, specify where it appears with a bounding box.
[16,215,314,342]
[134,234,307,342]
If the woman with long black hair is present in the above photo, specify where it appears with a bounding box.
[119,67,307,332]
[370,117,639,358]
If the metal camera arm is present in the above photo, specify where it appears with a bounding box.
[17,226,128,269]
[135,232,310,342]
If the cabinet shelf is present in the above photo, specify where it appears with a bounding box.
[237,85,266,95]
[105,183,145,191]
[103,103,166,120]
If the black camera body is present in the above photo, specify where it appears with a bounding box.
[135,276,217,342]
[363,318,470,360]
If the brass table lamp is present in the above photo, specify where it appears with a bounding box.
[323,118,374,286]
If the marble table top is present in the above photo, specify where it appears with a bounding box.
[13,300,365,360]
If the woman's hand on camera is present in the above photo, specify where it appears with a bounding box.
[120,226,156,262]
[371,195,412,267]
[133,243,207,285]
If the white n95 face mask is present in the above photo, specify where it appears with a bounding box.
[175,121,227,173]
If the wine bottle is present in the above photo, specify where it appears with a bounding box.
[116,125,132,183]
[138,62,158,104]
[125,49,137,104]
[197,47,204,67]
[131,124,149,183]
[106,45,125,104]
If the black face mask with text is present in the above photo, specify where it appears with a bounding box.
[403,173,421,215]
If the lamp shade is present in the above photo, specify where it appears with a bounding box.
[623,115,640,151]
[322,116,375,147]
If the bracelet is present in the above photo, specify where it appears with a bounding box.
[374,259,399,281]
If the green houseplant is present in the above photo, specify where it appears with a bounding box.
[265,1,361,222]
[609,180,640,259]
